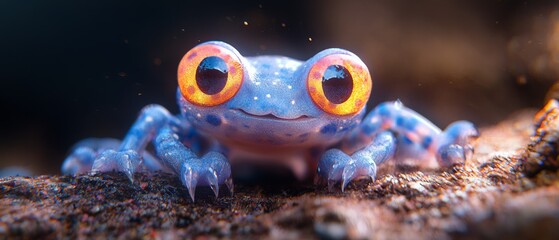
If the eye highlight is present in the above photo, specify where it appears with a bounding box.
[196,56,228,95]
[322,65,353,104]
[178,43,243,106]
[307,53,372,116]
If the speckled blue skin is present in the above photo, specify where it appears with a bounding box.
[62,41,479,200]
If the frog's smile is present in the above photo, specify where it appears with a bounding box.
[233,108,312,121]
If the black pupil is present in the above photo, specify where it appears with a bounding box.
[322,65,353,104]
[196,56,228,95]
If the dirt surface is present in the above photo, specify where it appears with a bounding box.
[2,106,559,239]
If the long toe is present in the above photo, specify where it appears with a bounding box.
[341,163,358,192]
[118,150,141,183]
[180,163,199,202]
[205,169,220,198]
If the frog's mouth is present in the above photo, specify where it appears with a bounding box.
[234,109,312,121]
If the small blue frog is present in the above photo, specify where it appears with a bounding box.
[62,41,478,200]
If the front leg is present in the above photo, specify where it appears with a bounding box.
[62,105,183,180]
[63,104,232,201]
[318,101,478,190]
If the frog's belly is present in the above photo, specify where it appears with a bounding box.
[222,141,321,180]
[215,134,332,153]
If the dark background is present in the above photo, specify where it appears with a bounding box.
[1,0,558,174]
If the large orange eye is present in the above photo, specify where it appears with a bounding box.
[307,53,372,116]
[178,43,243,106]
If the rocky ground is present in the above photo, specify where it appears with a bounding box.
[2,103,559,239]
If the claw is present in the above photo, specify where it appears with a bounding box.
[327,161,344,183]
[124,168,135,183]
[203,151,232,197]
[121,150,141,183]
[352,152,378,184]
[206,168,219,198]
[341,163,357,192]
[341,179,348,192]
[163,150,232,201]
[180,164,198,202]
[319,149,354,191]
[121,155,135,182]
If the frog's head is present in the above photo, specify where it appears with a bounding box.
[176,41,372,150]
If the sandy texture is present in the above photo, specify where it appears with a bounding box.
[2,107,559,239]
